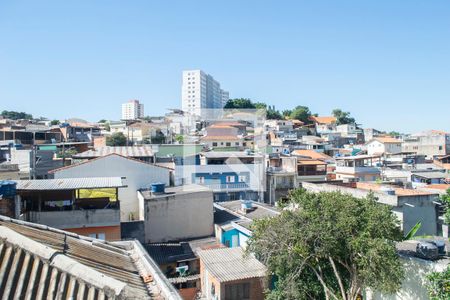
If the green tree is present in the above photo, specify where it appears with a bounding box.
[290,106,312,123]
[98,119,107,123]
[426,266,450,300]
[248,189,404,300]
[332,109,356,125]
[1,110,33,120]
[441,188,450,225]
[50,120,60,125]
[224,98,256,109]
[106,132,127,146]
[151,130,166,144]
[175,134,184,144]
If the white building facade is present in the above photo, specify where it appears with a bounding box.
[181,70,229,115]
[122,99,144,120]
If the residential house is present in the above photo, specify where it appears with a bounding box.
[309,116,337,134]
[72,146,156,163]
[14,177,124,240]
[176,151,265,202]
[198,247,268,300]
[402,130,450,158]
[366,137,402,156]
[51,153,171,222]
[335,154,381,182]
[265,154,297,205]
[58,121,101,143]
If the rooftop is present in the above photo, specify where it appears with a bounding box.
[309,116,337,124]
[200,135,240,141]
[200,151,261,159]
[0,215,180,299]
[73,146,154,159]
[411,171,447,179]
[15,177,125,191]
[198,247,267,283]
[139,184,211,200]
[292,149,334,161]
[356,182,438,196]
[369,137,402,144]
[215,200,280,221]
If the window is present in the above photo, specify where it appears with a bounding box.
[196,176,205,184]
[226,176,235,183]
[88,233,106,240]
[226,142,231,146]
[239,175,247,182]
[212,142,218,147]
[235,142,239,146]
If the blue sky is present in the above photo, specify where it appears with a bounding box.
[1,1,449,133]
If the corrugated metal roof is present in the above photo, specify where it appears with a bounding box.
[0,217,153,299]
[73,146,154,158]
[15,177,125,190]
[198,247,267,282]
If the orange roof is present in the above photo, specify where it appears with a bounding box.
[292,150,333,161]
[297,159,327,165]
[356,182,436,196]
[200,135,240,141]
[370,137,402,144]
[309,116,337,124]
[423,184,450,191]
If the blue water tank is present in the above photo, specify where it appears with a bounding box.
[0,180,17,198]
[151,183,166,194]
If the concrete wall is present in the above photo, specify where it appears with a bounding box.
[10,149,31,172]
[54,154,171,222]
[301,182,438,236]
[142,190,214,243]
[24,209,120,229]
[366,256,448,300]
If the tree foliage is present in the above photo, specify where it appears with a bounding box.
[332,109,356,125]
[290,105,312,123]
[224,98,256,109]
[50,120,60,125]
[175,134,184,144]
[1,110,33,120]
[248,189,404,300]
[106,132,127,146]
[426,266,450,300]
[441,188,450,225]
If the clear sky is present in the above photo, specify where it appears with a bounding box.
[1,1,449,133]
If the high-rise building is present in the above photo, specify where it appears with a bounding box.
[181,70,229,115]
[121,100,144,120]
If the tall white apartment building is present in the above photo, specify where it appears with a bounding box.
[121,99,144,120]
[181,70,229,115]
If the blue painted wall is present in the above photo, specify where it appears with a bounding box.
[192,172,250,184]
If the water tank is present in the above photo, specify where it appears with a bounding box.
[0,180,17,198]
[151,183,165,194]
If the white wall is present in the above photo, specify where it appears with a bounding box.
[366,256,448,300]
[142,189,214,242]
[54,155,171,222]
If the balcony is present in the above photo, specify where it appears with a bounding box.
[198,182,252,192]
